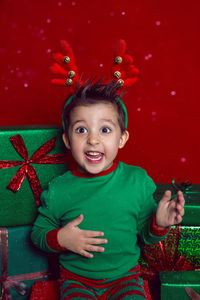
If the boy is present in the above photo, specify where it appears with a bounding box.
[31,81,185,299]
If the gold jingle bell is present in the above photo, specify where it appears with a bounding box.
[66,78,73,86]
[63,56,70,64]
[68,70,76,78]
[114,56,123,64]
[113,71,121,79]
[117,79,124,86]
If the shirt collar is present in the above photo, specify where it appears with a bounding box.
[70,162,118,178]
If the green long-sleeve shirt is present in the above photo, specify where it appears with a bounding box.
[31,162,168,279]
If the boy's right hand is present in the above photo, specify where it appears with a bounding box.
[57,214,107,258]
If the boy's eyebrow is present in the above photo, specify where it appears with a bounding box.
[71,120,86,127]
[100,119,117,126]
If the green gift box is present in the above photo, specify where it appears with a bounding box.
[160,271,200,300]
[0,125,67,226]
[0,226,50,300]
[154,182,200,225]
[140,226,200,280]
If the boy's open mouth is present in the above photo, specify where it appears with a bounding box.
[85,151,104,162]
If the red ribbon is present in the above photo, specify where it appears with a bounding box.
[140,226,195,280]
[0,228,49,300]
[0,134,67,206]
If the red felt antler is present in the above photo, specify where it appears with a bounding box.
[50,40,82,94]
[50,39,139,94]
[110,39,139,87]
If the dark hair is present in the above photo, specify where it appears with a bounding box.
[62,80,126,135]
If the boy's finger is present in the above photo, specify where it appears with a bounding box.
[86,245,105,253]
[79,249,94,258]
[177,191,185,204]
[174,214,182,224]
[86,238,108,245]
[177,207,184,217]
[83,230,104,237]
[185,287,200,299]
[70,214,84,227]
[161,190,172,203]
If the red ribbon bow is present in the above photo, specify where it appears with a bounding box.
[140,226,195,280]
[0,134,67,206]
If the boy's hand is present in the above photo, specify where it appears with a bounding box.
[156,190,185,229]
[57,214,107,258]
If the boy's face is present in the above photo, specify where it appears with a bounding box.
[63,102,129,175]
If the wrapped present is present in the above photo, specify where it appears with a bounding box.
[160,271,200,300]
[154,180,200,225]
[140,226,200,281]
[0,226,50,300]
[30,280,60,300]
[0,125,67,226]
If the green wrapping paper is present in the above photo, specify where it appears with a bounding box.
[0,125,67,226]
[160,271,200,300]
[154,183,200,225]
[140,226,200,280]
[0,226,50,300]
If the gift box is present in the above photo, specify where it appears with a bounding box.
[0,226,51,300]
[160,271,200,300]
[0,125,67,226]
[140,226,200,281]
[154,181,200,226]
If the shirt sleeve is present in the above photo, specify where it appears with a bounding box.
[46,228,67,251]
[137,171,170,244]
[31,188,65,253]
[150,213,169,237]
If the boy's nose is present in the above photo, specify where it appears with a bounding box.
[87,134,100,145]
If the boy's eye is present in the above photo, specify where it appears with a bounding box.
[76,127,88,134]
[101,127,111,133]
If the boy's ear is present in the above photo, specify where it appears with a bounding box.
[119,130,129,149]
[62,133,70,150]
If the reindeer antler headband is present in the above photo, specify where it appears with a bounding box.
[50,39,139,129]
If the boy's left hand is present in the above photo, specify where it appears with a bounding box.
[156,190,185,229]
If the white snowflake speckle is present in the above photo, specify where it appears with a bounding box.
[144,53,152,61]
[99,63,103,68]
[46,48,52,54]
[72,1,76,6]
[180,157,186,163]
[58,1,62,6]
[155,21,161,26]
[46,18,52,24]
[170,90,176,96]
[137,107,141,112]
[24,83,29,88]
[121,11,126,16]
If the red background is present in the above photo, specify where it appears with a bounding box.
[0,0,199,183]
